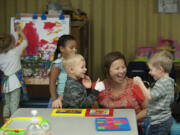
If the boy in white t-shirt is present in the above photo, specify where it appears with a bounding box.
[0,25,27,122]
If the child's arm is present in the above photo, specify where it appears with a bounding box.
[59,93,63,100]
[50,93,64,108]
[63,76,104,108]
[52,98,62,108]
[133,77,152,100]
[49,64,61,108]
[15,24,27,41]
[63,85,99,108]
[14,24,28,54]
[63,79,104,108]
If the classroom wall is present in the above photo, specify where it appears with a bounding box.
[0,0,180,81]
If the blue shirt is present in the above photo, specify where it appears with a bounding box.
[51,59,67,96]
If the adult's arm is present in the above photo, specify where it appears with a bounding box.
[136,99,147,120]
[133,85,148,120]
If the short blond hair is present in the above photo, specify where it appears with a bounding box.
[0,34,15,53]
[62,54,85,72]
[148,50,173,73]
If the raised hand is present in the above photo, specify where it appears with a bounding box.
[133,76,143,86]
[95,78,105,92]
[14,23,21,32]
[82,75,92,88]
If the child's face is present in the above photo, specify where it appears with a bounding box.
[148,64,162,80]
[109,58,127,84]
[61,40,77,56]
[71,59,87,80]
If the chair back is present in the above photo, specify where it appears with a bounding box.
[138,117,151,135]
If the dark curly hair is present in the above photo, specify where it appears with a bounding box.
[53,34,75,60]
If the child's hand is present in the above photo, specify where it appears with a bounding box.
[14,23,21,32]
[133,76,143,86]
[95,78,105,92]
[52,98,62,108]
[82,75,92,88]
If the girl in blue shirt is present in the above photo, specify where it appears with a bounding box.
[48,35,77,108]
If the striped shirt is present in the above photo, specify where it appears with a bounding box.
[147,77,174,125]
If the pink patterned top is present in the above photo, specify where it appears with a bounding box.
[97,77,145,114]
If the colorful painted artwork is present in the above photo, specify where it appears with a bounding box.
[51,109,87,116]
[10,16,70,78]
[95,117,131,131]
[85,108,113,117]
[11,16,70,56]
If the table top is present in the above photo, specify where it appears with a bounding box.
[8,108,138,135]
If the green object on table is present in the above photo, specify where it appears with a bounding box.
[0,117,49,135]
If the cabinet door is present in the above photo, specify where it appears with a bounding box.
[71,21,88,63]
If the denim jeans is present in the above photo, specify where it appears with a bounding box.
[148,117,173,135]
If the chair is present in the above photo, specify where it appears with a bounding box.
[170,63,176,81]
[138,117,151,135]
[127,61,154,86]
[127,61,149,79]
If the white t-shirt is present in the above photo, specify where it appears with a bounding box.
[0,40,27,93]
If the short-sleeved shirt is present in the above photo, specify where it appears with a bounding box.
[0,40,27,93]
[97,77,145,114]
[147,77,174,125]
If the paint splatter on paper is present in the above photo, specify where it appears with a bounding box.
[11,17,70,56]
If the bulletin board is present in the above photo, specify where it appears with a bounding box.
[10,14,70,78]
